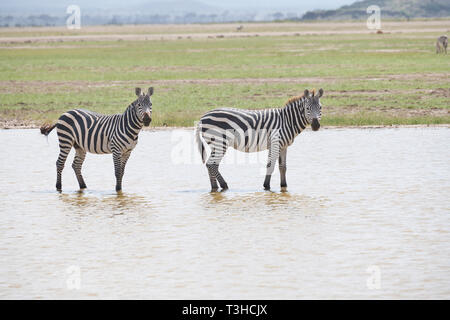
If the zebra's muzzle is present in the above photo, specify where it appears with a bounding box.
[311,118,320,131]
[143,113,151,126]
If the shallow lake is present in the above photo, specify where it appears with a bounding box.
[0,127,449,299]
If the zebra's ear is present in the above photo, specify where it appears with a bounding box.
[148,87,154,96]
[135,87,142,96]
[317,88,324,98]
[304,89,309,97]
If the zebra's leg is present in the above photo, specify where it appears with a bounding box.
[112,151,124,192]
[56,146,72,191]
[216,167,228,191]
[206,146,228,191]
[72,147,87,189]
[206,162,219,192]
[263,149,276,190]
[119,150,132,185]
[279,148,287,191]
[263,137,280,191]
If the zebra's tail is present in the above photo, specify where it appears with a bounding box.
[40,123,56,136]
[195,121,207,164]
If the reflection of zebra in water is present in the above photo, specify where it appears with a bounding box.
[40,87,154,192]
[436,35,448,54]
[195,88,324,191]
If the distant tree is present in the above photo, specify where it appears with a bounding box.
[285,12,298,20]
[109,15,122,25]
[272,12,285,21]
[4,15,14,27]
[183,12,197,23]
[208,14,218,23]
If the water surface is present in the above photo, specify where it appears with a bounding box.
[0,127,449,299]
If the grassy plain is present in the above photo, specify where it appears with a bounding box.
[0,20,449,127]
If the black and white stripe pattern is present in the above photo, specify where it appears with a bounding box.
[40,87,154,191]
[195,88,324,191]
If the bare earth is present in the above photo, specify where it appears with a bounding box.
[1,20,449,44]
[2,73,450,93]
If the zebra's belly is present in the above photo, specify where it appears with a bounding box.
[231,142,269,153]
[85,145,112,154]
[74,135,112,154]
[204,131,271,153]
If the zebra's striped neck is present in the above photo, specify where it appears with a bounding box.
[281,98,307,138]
[120,102,143,140]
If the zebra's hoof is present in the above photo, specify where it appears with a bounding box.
[80,184,87,189]
[220,184,229,190]
[263,185,270,191]
[210,188,219,193]
[56,183,62,191]
[280,186,288,192]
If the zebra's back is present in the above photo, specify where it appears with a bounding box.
[200,107,282,152]
[56,109,117,154]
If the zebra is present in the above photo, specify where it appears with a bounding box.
[195,88,324,191]
[40,87,154,192]
[436,35,448,54]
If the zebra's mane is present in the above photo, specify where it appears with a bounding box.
[284,95,304,106]
[284,89,314,106]
[125,100,138,112]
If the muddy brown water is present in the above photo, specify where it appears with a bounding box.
[0,127,449,299]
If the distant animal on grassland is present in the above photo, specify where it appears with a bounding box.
[436,35,448,54]
[40,87,154,192]
[236,25,243,32]
[195,88,324,192]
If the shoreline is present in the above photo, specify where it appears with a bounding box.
[2,124,449,130]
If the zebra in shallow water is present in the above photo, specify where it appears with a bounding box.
[436,35,448,54]
[40,87,154,192]
[195,88,324,191]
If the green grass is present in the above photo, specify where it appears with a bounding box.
[0,23,449,127]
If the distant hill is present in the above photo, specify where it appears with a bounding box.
[301,0,450,20]
[1,0,449,27]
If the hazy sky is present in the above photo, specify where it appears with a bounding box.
[0,0,357,12]
[0,0,356,9]
[201,0,355,10]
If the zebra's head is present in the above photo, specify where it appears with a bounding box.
[304,88,323,131]
[135,87,153,126]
